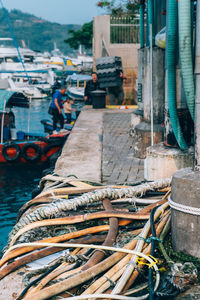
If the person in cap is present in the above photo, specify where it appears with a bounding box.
[50,85,66,133]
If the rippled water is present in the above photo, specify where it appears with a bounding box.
[0,98,85,254]
[0,98,76,254]
[0,166,44,254]
[0,99,51,254]
[13,98,51,133]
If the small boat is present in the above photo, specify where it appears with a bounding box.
[0,90,69,164]
[67,86,84,100]
[66,73,91,101]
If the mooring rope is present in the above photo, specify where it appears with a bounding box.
[8,178,171,246]
[168,196,200,215]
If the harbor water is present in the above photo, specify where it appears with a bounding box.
[0,98,84,255]
[0,99,50,255]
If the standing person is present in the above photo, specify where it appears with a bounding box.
[84,72,100,105]
[50,85,66,133]
[108,71,127,105]
[64,98,76,124]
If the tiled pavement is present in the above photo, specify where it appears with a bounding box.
[102,112,144,185]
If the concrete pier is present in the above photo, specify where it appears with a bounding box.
[55,106,144,185]
[55,107,103,182]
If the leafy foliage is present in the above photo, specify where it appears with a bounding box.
[97,0,140,16]
[65,21,93,50]
[0,9,80,54]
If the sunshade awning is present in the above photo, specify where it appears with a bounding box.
[66,74,92,82]
[0,90,29,112]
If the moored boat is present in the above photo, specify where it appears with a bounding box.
[0,90,69,164]
[66,73,91,101]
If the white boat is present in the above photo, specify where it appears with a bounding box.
[66,73,91,101]
[0,38,53,78]
[11,70,54,94]
[67,86,85,100]
[7,77,48,99]
[34,44,76,72]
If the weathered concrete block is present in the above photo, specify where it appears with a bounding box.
[130,109,143,128]
[132,122,163,159]
[144,143,194,180]
[171,168,200,258]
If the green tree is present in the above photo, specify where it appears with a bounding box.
[97,0,140,16]
[65,21,93,50]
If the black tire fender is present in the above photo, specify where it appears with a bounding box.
[2,143,21,162]
[21,143,41,161]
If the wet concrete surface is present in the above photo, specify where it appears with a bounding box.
[55,106,144,185]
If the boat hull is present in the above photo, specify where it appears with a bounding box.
[67,87,84,101]
[0,133,69,164]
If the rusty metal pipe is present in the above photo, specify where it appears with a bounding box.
[82,198,118,270]
[10,210,150,247]
[0,225,110,269]
[0,235,106,280]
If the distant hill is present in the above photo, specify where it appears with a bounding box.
[0,9,81,55]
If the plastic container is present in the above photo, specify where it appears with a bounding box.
[91,90,106,109]
[10,128,17,140]
[17,131,25,140]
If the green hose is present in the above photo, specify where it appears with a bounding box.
[158,216,174,266]
[140,0,145,48]
[178,0,195,121]
[167,0,188,150]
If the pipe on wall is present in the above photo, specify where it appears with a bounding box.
[140,0,145,48]
[178,0,195,121]
[195,0,200,169]
[167,0,188,150]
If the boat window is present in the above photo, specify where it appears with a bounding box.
[5,56,20,63]
[24,55,34,63]
[79,81,85,87]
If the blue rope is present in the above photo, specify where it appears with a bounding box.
[0,0,31,83]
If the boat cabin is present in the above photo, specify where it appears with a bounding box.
[66,73,92,89]
[0,90,29,142]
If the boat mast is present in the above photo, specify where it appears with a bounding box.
[27,97,31,140]
[0,0,31,84]
[1,99,6,144]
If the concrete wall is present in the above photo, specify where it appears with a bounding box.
[93,15,139,104]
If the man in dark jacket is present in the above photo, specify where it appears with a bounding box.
[84,72,100,105]
[107,71,127,105]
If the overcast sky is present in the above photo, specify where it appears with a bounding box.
[1,0,103,24]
